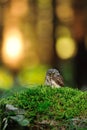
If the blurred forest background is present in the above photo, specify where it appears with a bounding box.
[0,0,87,90]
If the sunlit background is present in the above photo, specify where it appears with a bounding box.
[0,0,87,90]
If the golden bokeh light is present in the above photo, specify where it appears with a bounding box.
[2,28,24,69]
[4,36,22,59]
[56,4,74,22]
[56,37,77,60]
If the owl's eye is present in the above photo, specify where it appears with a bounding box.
[48,72,51,76]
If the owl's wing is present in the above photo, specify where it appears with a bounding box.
[52,75,64,87]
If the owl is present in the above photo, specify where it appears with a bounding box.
[45,68,64,88]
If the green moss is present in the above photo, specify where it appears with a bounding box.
[0,85,87,129]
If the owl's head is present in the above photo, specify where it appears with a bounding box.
[46,68,60,76]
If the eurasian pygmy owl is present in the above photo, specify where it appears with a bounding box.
[45,68,64,88]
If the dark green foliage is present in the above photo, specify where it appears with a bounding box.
[0,85,87,129]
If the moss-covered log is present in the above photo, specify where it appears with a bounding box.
[0,86,87,130]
